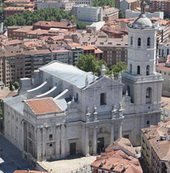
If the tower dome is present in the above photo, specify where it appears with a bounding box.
[128,14,153,29]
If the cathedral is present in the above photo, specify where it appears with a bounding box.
[3,11,163,164]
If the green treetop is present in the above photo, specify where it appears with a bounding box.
[4,8,75,26]
[76,54,127,77]
[92,0,115,7]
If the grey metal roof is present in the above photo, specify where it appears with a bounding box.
[55,98,67,111]
[4,95,26,114]
[39,61,98,88]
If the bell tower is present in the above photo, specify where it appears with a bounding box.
[121,1,163,145]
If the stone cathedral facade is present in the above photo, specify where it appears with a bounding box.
[4,13,163,164]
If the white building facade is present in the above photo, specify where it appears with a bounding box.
[4,62,124,163]
[36,0,75,10]
[122,13,163,145]
[3,12,163,164]
[159,42,170,59]
[125,9,164,19]
[72,5,103,23]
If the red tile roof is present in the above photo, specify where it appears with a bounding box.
[91,138,142,173]
[14,170,47,173]
[4,7,25,10]
[25,97,62,115]
[33,21,76,29]
[157,63,170,72]
[51,49,70,53]
[94,48,103,54]
[82,45,95,50]
[141,121,170,162]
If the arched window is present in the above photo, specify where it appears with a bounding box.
[130,64,132,73]
[146,87,152,104]
[138,38,141,47]
[146,65,150,75]
[147,37,151,47]
[100,93,106,105]
[130,36,133,45]
[137,66,140,74]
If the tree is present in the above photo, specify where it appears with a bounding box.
[4,8,75,27]
[13,81,19,89]
[119,9,125,19]
[110,61,127,77]
[9,82,14,91]
[76,54,106,76]
[92,0,115,7]
[77,21,88,29]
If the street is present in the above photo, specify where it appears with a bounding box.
[0,134,33,173]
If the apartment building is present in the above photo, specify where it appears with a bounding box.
[75,32,128,66]
[24,49,52,78]
[0,46,52,86]
[157,56,170,97]
[0,37,103,85]
[51,49,73,64]
[4,7,26,18]
[141,121,170,173]
[115,0,139,11]
[4,0,32,6]
[72,5,103,23]
[91,138,143,173]
[159,41,170,59]
[7,27,69,40]
[0,46,25,86]
[73,0,93,6]
[125,9,164,19]
[103,6,119,22]
[7,26,33,40]
[36,0,74,10]
[149,0,170,18]
[157,24,170,43]
[33,21,76,32]
[7,20,77,40]
[72,5,119,23]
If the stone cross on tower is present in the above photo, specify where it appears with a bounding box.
[140,0,147,14]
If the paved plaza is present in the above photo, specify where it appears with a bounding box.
[0,134,32,173]
[38,155,96,173]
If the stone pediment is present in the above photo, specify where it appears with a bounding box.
[84,76,124,90]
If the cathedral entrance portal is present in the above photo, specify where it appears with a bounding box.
[97,137,104,153]
[70,143,76,155]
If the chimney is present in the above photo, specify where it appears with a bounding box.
[101,64,106,77]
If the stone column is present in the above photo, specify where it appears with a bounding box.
[93,127,97,155]
[36,128,41,160]
[55,126,60,158]
[61,124,66,158]
[110,125,114,144]
[33,128,36,158]
[42,127,46,159]
[21,120,24,152]
[118,122,123,138]
[85,128,90,156]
